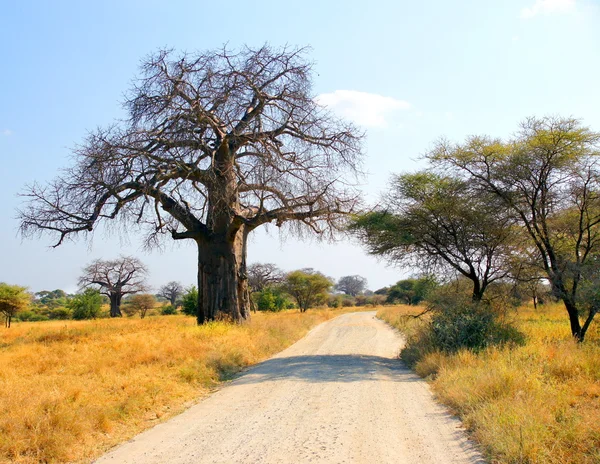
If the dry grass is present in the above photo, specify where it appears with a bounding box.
[0,308,354,463]
[378,303,600,464]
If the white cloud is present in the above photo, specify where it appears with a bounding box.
[1,129,12,136]
[520,0,576,19]
[316,90,410,128]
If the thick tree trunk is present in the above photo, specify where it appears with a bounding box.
[109,293,122,318]
[196,229,251,324]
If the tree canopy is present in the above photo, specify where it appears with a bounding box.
[428,116,600,341]
[350,171,515,301]
[284,269,333,312]
[0,283,30,328]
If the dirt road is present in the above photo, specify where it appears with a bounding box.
[95,312,484,464]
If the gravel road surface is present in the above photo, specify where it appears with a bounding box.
[95,311,484,464]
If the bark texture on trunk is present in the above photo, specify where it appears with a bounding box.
[196,229,251,324]
[564,300,583,342]
[109,293,122,318]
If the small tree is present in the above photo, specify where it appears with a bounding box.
[79,256,148,317]
[126,294,156,319]
[335,275,367,296]
[69,289,102,320]
[0,283,31,327]
[158,282,183,308]
[284,270,333,312]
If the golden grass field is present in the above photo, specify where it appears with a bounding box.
[0,308,357,463]
[378,303,600,464]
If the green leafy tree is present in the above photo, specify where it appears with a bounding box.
[68,288,102,320]
[386,278,435,305]
[0,283,31,327]
[284,269,333,312]
[35,289,69,309]
[430,116,600,341]
[350,172,515,301]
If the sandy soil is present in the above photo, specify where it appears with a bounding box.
[95,311,485,464]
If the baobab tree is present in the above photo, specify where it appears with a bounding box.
[335,275,367,296]
[158,281,184,307]
[18,45,363,324]
[79,256,148,317]
[247,263,284,292]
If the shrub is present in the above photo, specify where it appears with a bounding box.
[340,295,355,307]
[181,286,198,316]
[369,295,387,306]
[429,292,525,352]
[69,289,102,320]
[253,287,293,312]
[161,305,177,315]
[16,310,49,322]
[328,295,342,308]
[49,307,72,320]
[398,293,525,370]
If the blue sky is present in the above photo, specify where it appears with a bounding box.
[1,0,599,293]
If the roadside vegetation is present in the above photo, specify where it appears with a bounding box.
[379,302,600,464]
[0,308,361,463]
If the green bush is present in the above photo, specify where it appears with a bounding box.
[16,310,49,322]
[49,307,72,320]
[328,295,342,308]
[69,289,102,320]
[400,293,525,367]
[253,287,293,312]
[161,305,177,315]
[181,286,198,316]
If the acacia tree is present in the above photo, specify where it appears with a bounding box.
[79,256,148,317]
[19,45,363,324]
[126,294,156,319]
[335,275,367,296]
[0,283,30,328]
[158,281,183,307]
[284,269,333,312]
[350,172,515,301]
[430,116,600,341]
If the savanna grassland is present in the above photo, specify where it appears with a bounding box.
[0,308,358,463]
[378,304,600,464]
